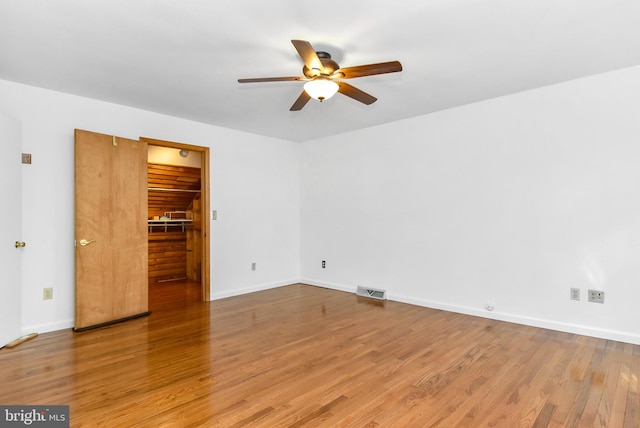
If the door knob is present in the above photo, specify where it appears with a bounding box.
[15,241,26,248]
[79,239,95,246]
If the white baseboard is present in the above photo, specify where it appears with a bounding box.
[210,278,300,300]
[22,319,74,336]
[300,278,357,294]
[22,281,640,346]
[302,280,640,346]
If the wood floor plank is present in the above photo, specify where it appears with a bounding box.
[1,282,639,427]
[623,350,640,428]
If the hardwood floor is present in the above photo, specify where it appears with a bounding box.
[1,282,639,427]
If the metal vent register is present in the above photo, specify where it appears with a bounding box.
[356,286,386,300]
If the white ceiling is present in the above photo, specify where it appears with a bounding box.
[1,0,639,142]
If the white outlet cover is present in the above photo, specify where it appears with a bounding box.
[570,288,580,301]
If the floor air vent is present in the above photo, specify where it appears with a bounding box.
[356,286,386,300]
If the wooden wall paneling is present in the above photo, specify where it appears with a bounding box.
[147,163,201,218]
[147,162,201,282]
[148,232,187,281]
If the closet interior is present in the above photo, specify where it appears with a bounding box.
[147,147,202,283]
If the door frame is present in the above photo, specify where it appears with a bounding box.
[141,137,210,301]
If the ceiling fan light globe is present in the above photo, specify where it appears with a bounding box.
[304,79,339,102]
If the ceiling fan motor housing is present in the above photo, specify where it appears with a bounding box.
[303,51,340,78]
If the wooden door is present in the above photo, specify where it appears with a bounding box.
[74,129,149,331]
[0,113,23,346]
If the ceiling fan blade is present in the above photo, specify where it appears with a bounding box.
[238,76,304,83]
[337,82,377,105]
[291,40,323,72]
[290,90,311,111]
[336,61,402,79]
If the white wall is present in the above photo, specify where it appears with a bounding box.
[3,64,640,345]
[0,79,300,334]
[300,66,640,345]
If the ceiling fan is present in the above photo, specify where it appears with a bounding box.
[238,40,403,111]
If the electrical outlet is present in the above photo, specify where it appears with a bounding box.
[43,287,53,300]
[251,262,256,271]
[588,289,605,304]
[322,260,326,269]
[570,288,580,301]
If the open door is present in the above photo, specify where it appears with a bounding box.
[0,113,23,346]
[141,137,210,301]
[74,130,150,331]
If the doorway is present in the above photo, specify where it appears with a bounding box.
[74,131,211,331]
[142,137,210,302]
